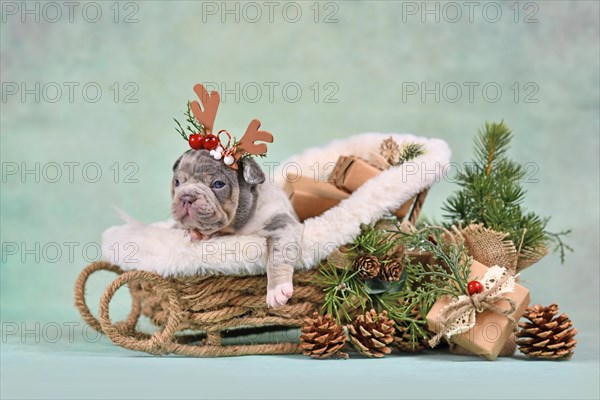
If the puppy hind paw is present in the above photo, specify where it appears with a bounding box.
[266,283,294,308]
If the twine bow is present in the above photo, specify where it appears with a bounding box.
[429,266,518,348]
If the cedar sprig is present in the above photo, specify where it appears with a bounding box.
[377,291,431,349]
[547,229,574,264]
[174,102,205,141]
[397,227,471,299]
[373,226,472,350]
[442,121,571,263]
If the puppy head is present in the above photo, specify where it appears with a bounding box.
[171,150,265,234]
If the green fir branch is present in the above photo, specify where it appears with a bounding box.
[442,121,571,263]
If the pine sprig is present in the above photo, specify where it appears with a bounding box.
[174,102,205,141]
[351,223,400,259]
[315,261,369,323]
[398,143,426,165]
[443,121,571,264]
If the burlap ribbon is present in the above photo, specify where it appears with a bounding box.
[429,266,517,348]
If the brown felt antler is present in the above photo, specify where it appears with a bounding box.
[189,84,220,134]
[236,119,274,159]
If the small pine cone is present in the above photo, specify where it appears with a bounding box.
[353,254,381,280]
[348,309,395,357]
[380,137,401,165]
[300,312,348,359]
[516,304,577,360]
[379,260,404,282]
[393,305,429,352]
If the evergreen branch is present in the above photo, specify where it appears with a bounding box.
[174,118,188,141]
[373,227,471,350]
[389,226,472,308]
[398,143,426,165]
[547,230,574,264]
[474,120,512,176]
[442,121,572,263]
[184,101,205,133]
[314,261,370,323]
[173,102,205,142]
[351,223,401,258]
[315,224,473,350]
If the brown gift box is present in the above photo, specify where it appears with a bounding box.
[330,156,382,192]
[283,174,349,222]
[329,156,415,220]
[425,260,530,361]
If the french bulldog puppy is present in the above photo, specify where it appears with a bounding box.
[171,149,301,308]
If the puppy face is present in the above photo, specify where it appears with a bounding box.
[171,150,265,234]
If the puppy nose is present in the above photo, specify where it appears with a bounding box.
[181,194,196,205]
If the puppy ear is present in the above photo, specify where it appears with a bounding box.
[240,157,265,185]
[172,155,183,172]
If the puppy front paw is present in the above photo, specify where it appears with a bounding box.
[188,229,209,241]
[266,283,294,308]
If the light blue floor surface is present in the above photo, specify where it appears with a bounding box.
[2,326,598,399]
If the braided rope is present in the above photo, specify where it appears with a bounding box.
[74,261,141,333]
[98,270,183,355]
[75,262,324,357]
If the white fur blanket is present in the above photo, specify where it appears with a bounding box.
[102,133,451,276]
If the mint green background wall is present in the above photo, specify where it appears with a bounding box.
[1,1,598,399]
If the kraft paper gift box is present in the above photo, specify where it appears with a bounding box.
[330,156,382,192]
[425,260,530,361]
[283,174,349,222]
[329,156,415,219]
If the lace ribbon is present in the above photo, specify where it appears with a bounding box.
[429,266,517,348]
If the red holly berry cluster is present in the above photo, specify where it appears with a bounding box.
[187,133,219,151]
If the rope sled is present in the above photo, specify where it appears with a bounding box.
[75,133,451,356]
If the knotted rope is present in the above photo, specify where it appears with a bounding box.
[428,271,517,348]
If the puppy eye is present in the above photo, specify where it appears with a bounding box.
[212,180,226,189]
[174,179,180,187]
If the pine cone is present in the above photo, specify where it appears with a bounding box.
[353,254,380,280]
[379,260,404,282]
[379,137,400,165]
[348,309,395,357]
[300,312,348,359]
[393,305,430,352]
[516,304,577,360]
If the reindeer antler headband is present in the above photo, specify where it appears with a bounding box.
[174,83,274,169]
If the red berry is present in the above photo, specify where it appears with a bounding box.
[188,134,204,150]
[203,134,219,150]
[467,280,484,296]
